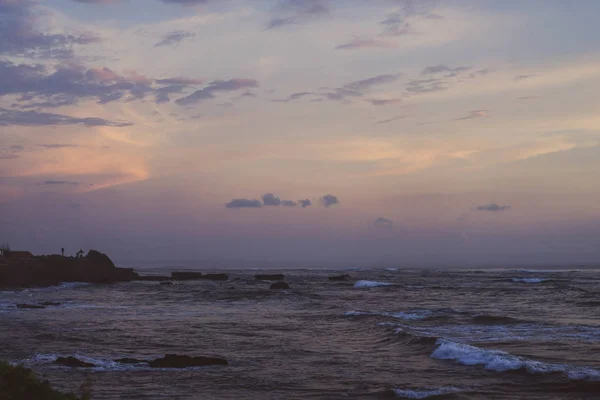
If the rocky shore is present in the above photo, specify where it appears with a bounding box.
[0,250,140,289]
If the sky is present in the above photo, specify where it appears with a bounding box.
[1,0,599,267]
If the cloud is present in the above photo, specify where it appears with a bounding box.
[380,1,443,36]
[154,30,196,47]
[299,199,312,208]
[0,0,99,59]
[225,198,262,208]
[368,98,402,106]
[0,60,155,107]
[271,92,314,103]
[320,194,339,207]
[454,109,488,121]
[345,74,403,92]
[156,77,203,85]
[0,108,132,127]
[175,79,259,106]
[476,203,511,212]
[335,38,397,50]
[266,0,330,29]
[422,65,471,76]
[514,74,534,81]
[42,180,81,185]
[262,193,282,206]
[374,217,394,229]
[376,115,407,125]
[405,78,446,94]
[281,200,298,207]
[38,144,78,149]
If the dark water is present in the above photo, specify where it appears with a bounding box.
[1,268,600,399]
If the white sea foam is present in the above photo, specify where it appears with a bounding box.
[393,387,461,398]
[511,278,548,283]
[353,280,393,288]
[431,339,600,380]
[345,310,433,321]
[385,268,399,271]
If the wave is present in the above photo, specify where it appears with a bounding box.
[471,314,528,325]
[511,278,549,283]
[385,268,399,271]
[354,280,394,288]
[22,353,215,371]
[345,309,437,321]
[393,387,461,399]
[431,339,600,381]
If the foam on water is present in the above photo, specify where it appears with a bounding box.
[511,278,548,283]
[22,353,214,372]
[393,387,461,398]
[353,280,393,288]
[431,339,600,381]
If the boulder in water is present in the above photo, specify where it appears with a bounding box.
[255,274,285,281]
[201,273,228,281]
[55,356,94,368]
[40,301,61,306]
[270,281,290,290]
[328,274,350,281]
[149,354,228,368]
[16,304,45,309]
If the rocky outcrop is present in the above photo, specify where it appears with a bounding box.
[328,274,351,281]
[0,360,82,399]
[0,250,141,289]
[136,275,171,281]
[201,273,228,281]
[55,357,94,368]
[148,354,228,368]
[255,274,285,281]
[270,281,290,290]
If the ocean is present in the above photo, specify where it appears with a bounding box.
[1,267,600,399]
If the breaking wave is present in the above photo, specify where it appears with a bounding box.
[354,280,394,288]
[393,387,461,398]
[431,340,600,381]
[511,278,549,284]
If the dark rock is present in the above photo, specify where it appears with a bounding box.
[255,274,285,281]
[115,358,145,364]
[0,360,80,399]
[270,281,290,290]
[159,281,173,286]
[16,304,45,309]
[149,354,228,368]
[328,274,351,281]
[55,356,94,368]
[171,272,204,280]
[0,249,141,290]
[200,273,228,281]
[40,302,61,306]
[137,275,171,281]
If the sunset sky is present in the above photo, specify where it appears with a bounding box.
[1,0,599,267]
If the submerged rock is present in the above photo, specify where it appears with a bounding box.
[159,281,173,286]
[328,274,350,281]
[40,301,61,306]
[55,357,94,368]
[255,274,285,281]
[149,354,228,368]
[16,304,45,309]
[270,281,290,290]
